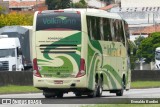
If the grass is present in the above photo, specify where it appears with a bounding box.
[131,81,160,89]
[0,85,41,94]
[83,104,160,107]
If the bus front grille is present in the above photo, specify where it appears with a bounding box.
[0,61,9,71]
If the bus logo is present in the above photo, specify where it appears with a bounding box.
[56,16,67,20]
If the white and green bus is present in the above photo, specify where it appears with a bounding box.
[32,9,131,98]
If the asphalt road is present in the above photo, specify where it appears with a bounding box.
[0,88,160,104]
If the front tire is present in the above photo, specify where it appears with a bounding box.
[56,93,63,98]
[43,91,55,98]
[88,82,98,98]
[75,93,82,97]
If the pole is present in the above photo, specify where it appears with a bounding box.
[140,58,143,70]
[36,0,37,11]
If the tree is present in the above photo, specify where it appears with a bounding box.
[136,32,160,63]
[134,36,145,46]
[128,40,137,70]
[0,12,33,28]
[100,0,112,5]
[0,6,5,14]
[72,0,87,8]
[46,0,71,10]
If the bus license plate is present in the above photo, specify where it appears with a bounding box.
[54,80,63,84]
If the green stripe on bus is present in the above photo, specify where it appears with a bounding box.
[102,65,122,86]
[88,54,97,89]
[43,32,82,60]
[37,59,51,63]
[102,70,118,89]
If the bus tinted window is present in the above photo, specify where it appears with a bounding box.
[87,16,112,41]
[36,13,81,31]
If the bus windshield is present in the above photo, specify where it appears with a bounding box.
[36,12,81,31]
[155,51,160,60]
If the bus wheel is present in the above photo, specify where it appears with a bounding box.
[116,79,125,96]
[97,78,103,97]
[75,93,82,97]
[44,94,53,98]
[88,82,98,98]
[43,91,55,98]
[56,93,63,98]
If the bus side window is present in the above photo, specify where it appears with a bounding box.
[115,20,123,42]
[120,21,125,45]
[110,19,126,44]
[87,16,94,40]
[110,19,116,41]
[93,17,101,40]
[100,18,104,40]
[87,17,94,40]
[87,17,101,41]
[124,21,129,40]
[103,18,112,41]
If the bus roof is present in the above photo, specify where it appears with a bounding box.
[39,8,122,20]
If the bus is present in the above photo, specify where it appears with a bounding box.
[32,9,131,98]
[155,47,160,69]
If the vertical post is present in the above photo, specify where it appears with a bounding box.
[148,13,149,23]
[140,58,143,70]
[36,0,37,11]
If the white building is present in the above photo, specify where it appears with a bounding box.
[73,0,118,8]
[109,0,160,41]
[121,0,160,7]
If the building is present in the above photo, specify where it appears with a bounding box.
[9,0,47,11]
[121,0,160,8]
[0,0,9,13]
[99,0,159,42]
[72,0,118,8]
[0,0,47,12]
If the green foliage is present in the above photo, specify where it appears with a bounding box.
[0,12,33,28]
[136,32,160,63]
[46,0,71,10]
[128,36,145,70]
[71,0,87,8]
[0,6,5,14]
[128,40,138,70]
[79,0,86,5]
[134,36,145,46]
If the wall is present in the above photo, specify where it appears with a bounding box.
[131,70,160,81]
[0,70,160,86]
[0,71,32,86]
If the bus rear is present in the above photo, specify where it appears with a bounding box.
[32,10,87,98]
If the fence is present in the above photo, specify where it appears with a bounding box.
[0,70,160,86]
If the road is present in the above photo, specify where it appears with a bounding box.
[0,88,160,104]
